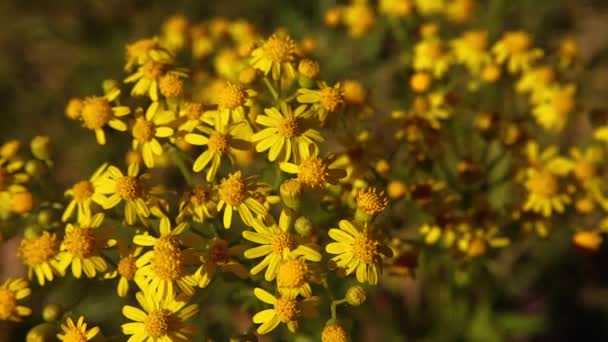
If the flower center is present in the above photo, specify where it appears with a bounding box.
[274,297,298,322]
[271,231,296,254]
[159,73,184,98]
[574,161,595,181]
[81,97,113,130]
[142,61,165,80]
[351,232,380,265]
[320,87,344,113]
[116,176,142,200]
[183,102,203,120]
[208,132,230,154]
[118,255,137,280]
[356,189,388,216]
[277,118,300,138]
[151,238,185,281]
[263,34,295,63]
[72,181,94,202]
[132,118,157,143]
[189,185,211,206]
[0,289,17,320]
[277,258,308,288]
[18,232,59,267]
[505,32,531,53]
[144,309,172,338]
[526,171,558,198]
[552,92,574,115]
[464,31,487,51]
[64,228,97,258]
[216,82,246,109]
[297,157,329,189]
[322,323,349,342]
[62,327,88,342]
[218,175,247,206]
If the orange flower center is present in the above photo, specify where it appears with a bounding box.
[116,176,142,200]
[526,171,558,198]
[144,309,172,338]
[298,157,329,189]
[263,34,295,63]
[216,82,246,109]
[0,289,17,320]
[274,297,298,322]
[277,258,308,288]
[271,231,296,254]
[277,118,300,138]
[118,255,137,280]
[18,232,59,267]
[351,232,380,265]
[132,118,156,143]
[208,132,230,154]
[63,228,97,258]
[218,175,247,206]
[320,87,344,112]
[81,97,112,130]
[72,181,94,202]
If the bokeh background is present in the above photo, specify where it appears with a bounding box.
[2,0,608,341]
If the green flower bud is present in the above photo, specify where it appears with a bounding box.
[294,216,313,237]
[37,209,55,226]
[42,303,62,322]
[30,136,52,161]
[24,225,42,239]
[345,285,367,306]
[25,159,46,177]
[26,323,57,342]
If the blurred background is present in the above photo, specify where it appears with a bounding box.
[1,0,608,341]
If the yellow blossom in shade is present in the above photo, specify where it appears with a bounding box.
[125,60,188,101]
[326,220,393,285]
[133,217,198,298]
[276,256,316,298]
[97,163,151,226]
[415,0,445,15]
[209,81,257,126]
[177,101,205,132]
[515,66,555,100]
[379,0,413,17]
[523,167,571,217]
[280,155,346,190]
[178,184,218,223]
[124,37,173,72]
[185,121,251,181]
[252,288,319,334]
[104,240,143,298]
[446,0,475,23]
[297,82,344,123]
[559,36,579,69]
[56,213,114,279]
[569,147,602,185]
[343,3,376,38]
[413,37,452,78]
[122,289,199,342]
[65,97,83,120]
[9,190,34,214]
[531,84,576,132]
[0,278,31,321]
[79,89,131,145]
[130,102,176,168]
[342,80,367,106]
[161,15,189,52]
[252,103,324,163]
[573,230,603,252]
[62,163,108,223]
[450,30,490,75]
[492,31,543,74]
[17,232,60,286]
[57,316,100,342]
[195,238,249,288]
[356,187,389,218]
[250,33,297,81]
[243,209,322,281]
[216,171,268,228]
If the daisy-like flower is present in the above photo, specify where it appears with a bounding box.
[492,31,543,74]
[297,82,344,123]
[413,37,453,78]
[276,256,317,298]
[250,33,297,81]
[531,84,576,132]
[56,213,115,279]
[252,103,324,163]
[177,184,218,223]
[124,37,173,72]
[280,155,346,191]
[62,163,108,223]
[133,217,198,297]
[97,163,152,226]
[130,102,176,168]
[522,166,571,217]
[122,289,199,342]
[124,60,188,101]
[57,316,100,342]
[216,171,268,228]
[208,81,257,127]
[450,30,491,75]
[355,187,389,221]
[104,239,143,298]
[0,278,31,321]
[252,288,319,334]
[515,65,555,100]
[177,101,205,132]
[185,120,251,181]
[77,89,131,145]
[195,238,249,288]
[326,220,393,285]
[17,231,60,286]
[242,209,322,281]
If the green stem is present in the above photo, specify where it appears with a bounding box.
[263,77,279,101]
[170,147,193,186]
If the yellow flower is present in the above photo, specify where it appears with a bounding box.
[97,163,152,226]
[104,239,143,298]
[450,30,490,75]
[252,103,324,162]
[209,81,257,127]
[413,37,452,78]
[573,230,603,252]
[445,0,475,23]
[280,155,346,190]
[124,60,188,101]
[415,0,445,15]
[124,37,173,72]
[122,289,199,341]
[133,217,198,297]
[322,321,349,342]
[57,316,100,342]
[297,82,344,123]
[250,33,297,81]
[185,121,251,181]
[531,84,575,132]
[492,31,543,74]
[356,187,389,219]
[79,89,131,145]
[343,3,376,38]
[515,65,555,100]
[62,163,108,223]
[276,256,317,298]
[0,278,31,321]
[161,15,189,52]
[178,184,218,223]
[216,171,268,228]
[195,238,249,288]
[56,213,114,279]
[523,167,571,217]
[242,209,321,281]
[252,288,319,334]
[131,102,176,168]
[177,102,205,132]
[379,0,413,17]
[326,220,392,285]
[18,231,60,286]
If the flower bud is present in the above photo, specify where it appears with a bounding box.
[10,191,34,214]
[42,303,63,322]
[30,136,52,161]
[26,323,57,342]
[322,321,349,342]
[345,285,367,306]
[25,159,46,177]
[294,216,313,237]
[280,179,302,209]
[24,225,42,239]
